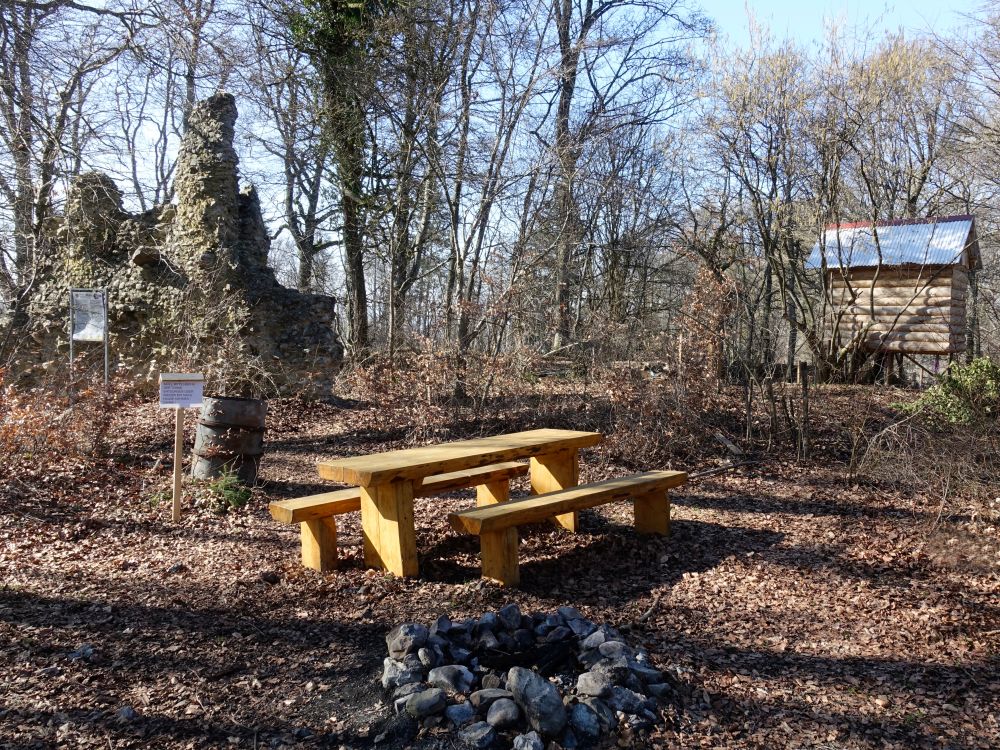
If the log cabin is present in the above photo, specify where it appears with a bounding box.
[808,215,982,356]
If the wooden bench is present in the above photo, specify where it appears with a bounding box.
[270,461,529,571]
[448,470,688,587]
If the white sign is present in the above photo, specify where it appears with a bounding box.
[159,373,204,409]
[70,289,107,342]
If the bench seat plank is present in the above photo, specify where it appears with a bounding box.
[270,461,529,524]
[317,429,601,486]
[271,488,362,524]
[449,470,687,535]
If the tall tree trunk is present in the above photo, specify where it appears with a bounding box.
[551,0,583,351]
[336,107,369,353]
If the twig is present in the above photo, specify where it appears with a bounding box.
[635,592,662,624]
[687,459,760,481]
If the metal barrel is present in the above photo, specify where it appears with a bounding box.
[191,396,266,484]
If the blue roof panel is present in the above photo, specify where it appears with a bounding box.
[807,217,975,269]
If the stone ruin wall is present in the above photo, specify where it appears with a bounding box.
[13,93,343,396]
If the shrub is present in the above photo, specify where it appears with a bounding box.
[905,357,1000,427]
[204,470,252,514]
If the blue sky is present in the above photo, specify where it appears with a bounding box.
[701,0,983,48]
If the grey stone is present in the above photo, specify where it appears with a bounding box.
[459,721,496,749]
[646,682,672,698]
[418,647,439,669]
[578,649,603,669]
[592,657,631,685]
[576,671,612,698]
[513,629,535,648]
[446,702,477,727]
[581,630,606,650]
[561,728,579,748]
[629,663,663,685]
[623,670,647,695]
[567,618,597,637]
[507,666,567,737]
[405,688,447,718]
[512,731,544,750]
[423,715,443,729]
[387,623,429,660]
[130,247,160,266]
[68,644,95,662]
[382,657,423,689]
[402,653,424,671]
[478,612,499,631]
[558,606,584,621]
[606,686,649,715]
[449,646,472,664]
[498,603,522,631]
[580,697,616,732]
[486,698,520,729]
[431,615,452,636]
[392,682,425,700]
[598,640,632,659]
[469,688,513,710]
[115,706,139,722]
[544,626,571,643]
[625,712,654,731]
[569,703,601,742]
[477,630,500,650]
[481,672,502,690]
[428,664,475,694]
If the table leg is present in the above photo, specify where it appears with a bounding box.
[530,449,579,532]
[476,479,510,506]
[360,480,418,577]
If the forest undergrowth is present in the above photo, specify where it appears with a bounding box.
[0,358,997,749]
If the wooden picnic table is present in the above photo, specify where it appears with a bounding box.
[316,428,603,577]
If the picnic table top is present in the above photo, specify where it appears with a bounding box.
[316,428,602,486]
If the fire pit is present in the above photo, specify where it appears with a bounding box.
[380,604,679,748]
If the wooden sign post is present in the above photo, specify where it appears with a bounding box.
[159,374,204,522]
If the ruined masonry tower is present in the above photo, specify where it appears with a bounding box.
[20,93,343,395]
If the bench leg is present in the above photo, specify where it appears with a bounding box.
[634,490,670,535]
[300,518,338,571]
[476,479,510,506]
[360,481,419,577]
[530,449,579,532]
[480,528,519,586]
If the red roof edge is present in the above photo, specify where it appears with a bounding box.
[824,214,974,230]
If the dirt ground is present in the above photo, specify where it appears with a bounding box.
[0,390,997,749]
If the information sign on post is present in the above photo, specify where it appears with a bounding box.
[68,288,109,388]
[159,374,205,522]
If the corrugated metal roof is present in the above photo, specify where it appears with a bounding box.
[807,215,977,269]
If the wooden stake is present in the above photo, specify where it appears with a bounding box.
[172,407,184,522]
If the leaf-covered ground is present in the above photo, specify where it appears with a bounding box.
[0,388,997,749]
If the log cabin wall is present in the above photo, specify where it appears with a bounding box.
[829,265,968,354]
